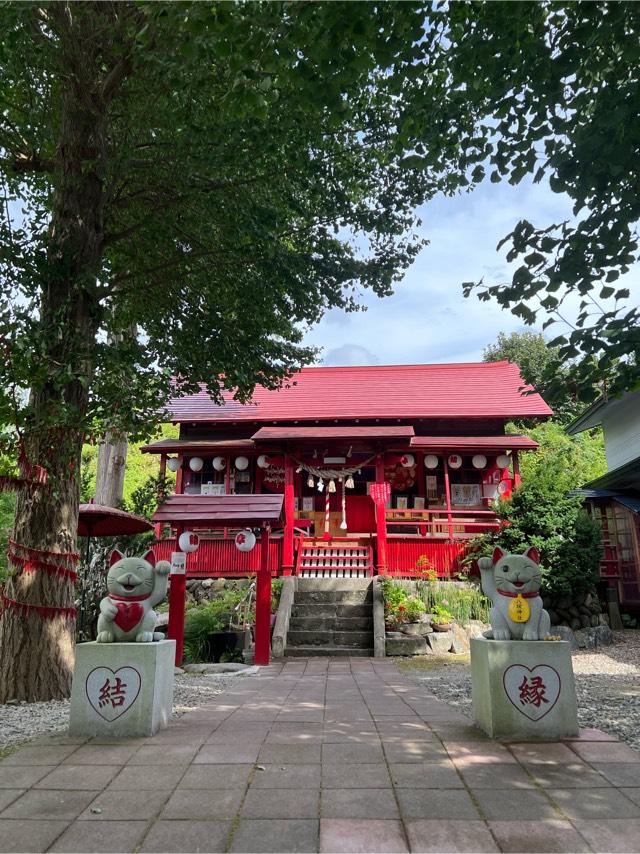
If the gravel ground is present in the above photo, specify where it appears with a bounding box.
[399,629,640,750]
[0,672,236,750]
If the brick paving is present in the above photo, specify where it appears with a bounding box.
[1,657,640,852]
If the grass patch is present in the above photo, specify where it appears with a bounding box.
[0,743,20,762]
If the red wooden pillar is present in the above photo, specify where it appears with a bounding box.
[375,454,388,575]
[282,454,295,575]
[255,526,272,665]
[512,450,522,488]
[168,523,187,666]
[175,455,184,494]
[443,454,454,543]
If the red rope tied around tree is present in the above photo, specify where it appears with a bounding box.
[0,441,48,494]
[8,539,79,564]
[6,550,78,582]
[1,592,76,621]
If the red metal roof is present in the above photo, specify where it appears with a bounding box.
[141,438,255,455]
[169,362,552,423]
[251,426,415,442]
[153,494,284,526]
[410,435,538,451]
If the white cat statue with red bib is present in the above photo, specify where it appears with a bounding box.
[96,549,170,643]
[479,546,551,641]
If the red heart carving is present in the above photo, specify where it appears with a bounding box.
[113,601,143,633]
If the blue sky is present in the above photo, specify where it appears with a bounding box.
[303,176,639,367]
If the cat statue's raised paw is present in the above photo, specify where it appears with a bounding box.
[479,547,551,641]
[96,549,170,643]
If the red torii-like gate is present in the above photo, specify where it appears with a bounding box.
[152,494,285,666]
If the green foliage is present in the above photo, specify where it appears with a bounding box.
[1,2,488,464]
[404,595,426,622]
[430,604,454,625]
[451,3,640,403]
[469,422,605,598]
[381,578,410,625]
[183,587,250,663]
[271,578,283,614]
[0,492,15,582]
[381,577,490,625]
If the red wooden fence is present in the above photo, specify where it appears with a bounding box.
[384,538,467,578]
[154,538,283,577]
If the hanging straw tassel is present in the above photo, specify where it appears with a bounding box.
[340,478,347,530]
[328,479,336,493]
[307,474,314,488]
[345,475,355,489]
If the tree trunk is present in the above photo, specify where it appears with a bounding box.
[0,5,127,702]
[95,431,128,507]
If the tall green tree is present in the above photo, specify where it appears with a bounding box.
[482,331,581,422]
[0,2,485,701]
[444,2,640,403]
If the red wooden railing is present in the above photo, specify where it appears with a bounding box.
[384,539,468,578]
[385,507,500,540]
[154,537,283,577]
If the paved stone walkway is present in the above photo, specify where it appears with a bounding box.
[1,657,640,853]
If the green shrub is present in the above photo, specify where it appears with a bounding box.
[416,579,491,623]
[183,587,251,662]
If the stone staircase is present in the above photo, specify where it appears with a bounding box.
[285,578,374,657]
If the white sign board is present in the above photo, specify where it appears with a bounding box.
[170,552,187,575]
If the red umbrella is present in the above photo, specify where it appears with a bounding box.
[78,503,154,539]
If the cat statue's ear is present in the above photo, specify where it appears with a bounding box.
[525,546,540,564]
[143,549,156,567]
[109,548,124,567]
[492,546,505,565]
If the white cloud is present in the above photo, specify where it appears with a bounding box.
[303,176,639,365]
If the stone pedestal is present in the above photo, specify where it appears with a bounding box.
[69,640,175,738]
[471,638,578,741]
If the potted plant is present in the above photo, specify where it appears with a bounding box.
[402,596,427,635]
[431,604,454,632]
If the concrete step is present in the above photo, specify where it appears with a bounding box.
[295,590,372,605]
[284,645,374,658]
[296,578,372,592]
[286,630,373,648]
[289,616,373,632]
[291,603,372,619]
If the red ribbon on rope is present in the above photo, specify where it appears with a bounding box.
[1,592,76,620]
[6,550,78,582]
[8,539,79,564]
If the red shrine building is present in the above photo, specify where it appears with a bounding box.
[146,362,551,578]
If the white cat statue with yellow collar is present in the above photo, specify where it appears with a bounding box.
[479,547,551,641]
[96,549,170,643]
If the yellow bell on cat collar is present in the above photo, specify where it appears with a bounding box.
[508,594,530,623]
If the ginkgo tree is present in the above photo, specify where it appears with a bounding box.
[1,1,638,702]
[0,2,483,701]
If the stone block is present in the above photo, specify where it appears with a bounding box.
[574,625,614,648]
[551,626,579,650]
[471,638,578,741]
[449,625,470,654]
[68,640,175,739]
[385,635,427,656]
[426,632,453,655]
